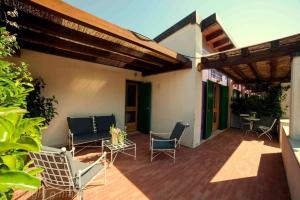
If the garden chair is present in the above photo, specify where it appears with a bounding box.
[29,146,106,200]
[149,121,189,163]
[257,118,277,141]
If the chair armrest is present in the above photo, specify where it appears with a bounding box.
[150,131,171,139]
[69,147,75,157]
[78,152,107,176]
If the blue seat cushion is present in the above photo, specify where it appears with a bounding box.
[73,133,109,145]
[67,117,94,136]
[94,115,116,133]
[152,139,176,150]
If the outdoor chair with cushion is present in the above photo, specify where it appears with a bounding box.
[149,121,189,163]
[29,146,106,200]
[257,118,277,140]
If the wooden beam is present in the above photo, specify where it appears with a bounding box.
[248,63,261,79]
[219,44,234,51]
[17,0,189,64]
[270,59,277,79]
[13,10,175,67]
[201,40,300,69]
[213,38,230,48]
[15,28,166,72]
[205,30,224,42]
[237,77,291,84]
[19,40,149,72]
[231,66,249,80]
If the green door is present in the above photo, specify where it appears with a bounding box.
[219,85,229,129]
[138,82,151,134]
[204,80,213,139]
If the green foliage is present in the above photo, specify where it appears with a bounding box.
[0,26,44,199]
[0,108,45,199]
[231,83,290,118]
[0,61,33,107]
[0,27,18,57]
[26,78,58,125]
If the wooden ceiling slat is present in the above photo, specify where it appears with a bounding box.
[248,63,261,80]
[15,28,162,72]
[213,38,230,48]
[14,10,175,67]
[19,0,189,64]
[270,59,277,80]
[205,30,224,42]
[231,66,249,80]
[219,44,234,51]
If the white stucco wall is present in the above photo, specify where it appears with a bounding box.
[290,55,300,140]
[14,49,142,146]
[144,23,203,148]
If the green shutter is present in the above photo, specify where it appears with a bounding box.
[219,85,229,129]
[138,83,151,134]
[205,80,213,139]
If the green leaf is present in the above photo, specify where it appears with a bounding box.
[27,167,43,176]
[0,171,41,191]
[0,156,17,170]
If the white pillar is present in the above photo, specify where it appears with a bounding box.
[290,54,300,140]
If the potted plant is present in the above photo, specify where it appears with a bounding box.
[118,130,127,144]
[109,126,127,145]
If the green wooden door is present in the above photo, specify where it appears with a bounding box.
[138,82,151,134]
[204,80,213,139]
[219,85,229,129]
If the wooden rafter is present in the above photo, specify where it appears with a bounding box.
[270,59,277,79]
[248,62,261,80]
[231,66,248,80]
[213,38,230,48]
[205,30,224,42]
[219,44,234,51]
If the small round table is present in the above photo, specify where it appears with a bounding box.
[244,117,260,133]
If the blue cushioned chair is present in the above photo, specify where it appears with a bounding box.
[150,121,189,163]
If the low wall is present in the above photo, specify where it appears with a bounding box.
[281,125,300,200]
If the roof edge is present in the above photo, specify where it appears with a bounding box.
[154,11,199,42]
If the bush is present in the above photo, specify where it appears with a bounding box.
[26,77,58,125]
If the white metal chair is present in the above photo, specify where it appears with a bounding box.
[257,119,277,141]
[149,122,189,163]
[29,146,106,200]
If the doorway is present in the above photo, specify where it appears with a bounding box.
[212,84,220,131]
[125,81,151,133]
[125,81,138,132]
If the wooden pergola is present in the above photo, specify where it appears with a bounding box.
[0,0,192,76]
[199,33,300,84]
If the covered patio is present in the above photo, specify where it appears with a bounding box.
[13,129,289,200]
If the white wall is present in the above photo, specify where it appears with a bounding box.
[144,22,203,148]
[14,50,142,146]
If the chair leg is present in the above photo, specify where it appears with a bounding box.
[173,150,176,164]
[42,185,46,200]
[150,149,153,162]
[77,190,83,200]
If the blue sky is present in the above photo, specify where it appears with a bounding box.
[65,0,300,47]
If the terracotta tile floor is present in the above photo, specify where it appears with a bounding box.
[13,128,290,200]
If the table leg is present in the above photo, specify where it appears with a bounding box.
[134,144,136,160]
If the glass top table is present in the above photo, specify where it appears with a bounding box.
[101,138,136,166]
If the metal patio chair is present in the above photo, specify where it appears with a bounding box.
[149,121,189,163]
[257,118,277,141]
[29,146,106,200]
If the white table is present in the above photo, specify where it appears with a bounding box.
[244,117,260,133]
[101,139,136,166]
